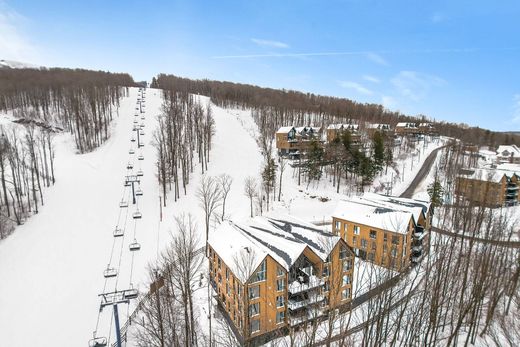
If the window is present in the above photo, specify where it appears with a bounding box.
[226,268,229,280]
[342,275,350,286]
[218,273,222,283]
[323,280,330,292]
[343,260,351,272]
[391,248,397,257]
[276,311,285,324]
[361,239,367,249]
[249,286,260,299]
[249,303,260,317]
[276,295,284,308]
[226,283,230,295]
[253,259,266,282]
[250,319,260,332]
[368,252,375,261]
[339,245,348,259]
[277,279,285,291]
[384,233,388,242]
[369,230,377,239]
[371,241,377,250]
[344,223,348,232]
[322,265,330,277]
[342,288,351,300]
[334,221,341,231]
[277,266,284,277]
[353,235,357,246]
[218,258,221,269]
[392,235,400,245]
[353,226,360,235]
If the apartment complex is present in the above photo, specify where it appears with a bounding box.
[455,167,520,207]
[275,126,322,157]
[394,122,418,136]
[496,145,520,164]
[366,123,392,137]
[207,215,354,343]
[331,193,431,270]
[325,123,361,143]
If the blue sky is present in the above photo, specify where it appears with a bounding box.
[1,0,520,131]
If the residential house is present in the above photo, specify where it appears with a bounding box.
[496,145,520,164]
[275,126,322,157]
[326,123,361,143]
[394,122,419,136]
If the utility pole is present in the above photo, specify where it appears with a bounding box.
[113,304,122,347]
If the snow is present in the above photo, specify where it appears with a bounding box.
[0,59,41,69]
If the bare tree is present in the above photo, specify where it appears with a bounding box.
[218,174,233,221]
[196,174,222,243]
[243,176,257,218]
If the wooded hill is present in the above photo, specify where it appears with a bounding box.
[151,74,520,148]
[0,68,135,153]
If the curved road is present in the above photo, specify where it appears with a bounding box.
[400,145,446,198]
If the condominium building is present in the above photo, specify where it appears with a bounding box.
[207,215,354,344]
[331,193,431,270]
[275,126,322,157]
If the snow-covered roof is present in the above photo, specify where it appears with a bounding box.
[496,163,520,176]
[367,123,391,130]
[419,123,433,128]
[396,122,417,128]
[327,123,359,131]
[457,168,507,183]
[496,145,520,158]
[332,193,431,234]
[276,126,295,134]
[208,215,342,283]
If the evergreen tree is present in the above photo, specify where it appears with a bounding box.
[427,176,444,212]
[305,139,324,181]
[373,131,385,171]
[261,157,277,206]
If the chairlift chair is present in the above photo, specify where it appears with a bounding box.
[88,337,107,347]
[124,288,139,300]
[129,240,141,251]
[127,162,134,170]
[133,211,142,219]
[133,119,138,124]
[129,148,135,155]
[131,137,136,142]
[135,187,143,196]
[103,267,117,278]
[140,123,145,128]
[114,228,124,237]
[138,154,144,161]
[140,130,145,136]
[136,170,144,177]
[119,200,128,208]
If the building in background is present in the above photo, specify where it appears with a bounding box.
[332,193,431,270]
[496,145,520,164]
[275,126,322,157]
[325,123,361,143]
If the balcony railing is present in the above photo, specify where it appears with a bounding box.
[288,293,325,311]
[288,275,324,294]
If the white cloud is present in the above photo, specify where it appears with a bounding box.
[382,95,397,109]
[251,38,289,49]
[513,94,520,123]
[363,75,380,83]
[366,52,388,66]
[0,4,38,62]
[338,81,373,95]
[391,71,446,101]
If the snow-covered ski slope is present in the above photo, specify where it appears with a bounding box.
[0,87,263,346]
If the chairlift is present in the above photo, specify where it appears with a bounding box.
[114,228,124,237]
[136,170,144,177]
[140,123,145,128]
[129,148,135,155]
[138,154,144,161]
[135,107,139,110]
[141,115,145,120]
[129,240,141,251]
[124,288,139,300]
[127,162,134,170]
[88,337,107,347]
[119,200,128,208]
[135,187,143,196]
[124,180,131,187]
[133,211,142,219]
[133,119,138,124]
[140,130,145,136]
[103,267,117,278]
[131,137,136,142]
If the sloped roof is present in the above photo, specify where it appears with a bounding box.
[497,145,520,158]
[396,122,417,128]
[361,192,431,224]
[208,215,342,283]
[276,126,295,134]
[458,168,507,183]
[367,123,391,130]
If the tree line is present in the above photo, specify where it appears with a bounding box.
[150,74,520,148]
[0,68,135,153]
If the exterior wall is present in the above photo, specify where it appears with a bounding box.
[326,128,360,143]
[325,241,354,308]
[455,176,505,206]
[276,131,321,154]
[332,217,414,271]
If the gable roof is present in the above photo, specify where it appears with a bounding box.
[396,122,417,128]
[276,126,295,134]
[208,214,342,283]
[497,145,520,158]
[457,168,507,183]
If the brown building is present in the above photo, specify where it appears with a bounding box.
[394,122,418,136]
[455,167,520,207]
[418,122,436,135]
[331,193,431,271]
[366,123,392,137]
[207,215,354,344]
[326,123,360,143]
[275,126,322,157]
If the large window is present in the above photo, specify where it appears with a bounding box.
[253,259,266,282]
[343,260,351,272]
[353,226,360,235]
[249,303,260,317]
[277,278,285,291]
[276,295,284,308]
[361,239,367,249]
[392,235,400,245]
[339,245,348,259]
[250,319,260,332]
[248,285,260,299]
[369,230,377,239]
[277,266,284,277]
[276,311,285,324]
[342,275,350,286]
[342,288,351,300]
[334,221,341,231]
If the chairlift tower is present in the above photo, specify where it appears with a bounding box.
[125,175,141,205]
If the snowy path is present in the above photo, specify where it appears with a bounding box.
[0,88,264,346]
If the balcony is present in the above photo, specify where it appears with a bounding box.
[413,226,426,240]
[412,245,423,253]
[288,293,325,311]
[288,306,324,326]
[288,275,324,295]
[411,254,423,263]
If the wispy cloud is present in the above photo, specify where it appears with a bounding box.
[363,75,380,83]
[0,4,38,62]
[513,94,520,123]
[251,38,289,49]
[391,71,446,101]
[382,95,397,109]
[366,52,388,66]
[338,81,373,95]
